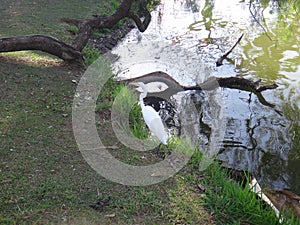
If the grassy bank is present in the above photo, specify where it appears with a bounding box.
[0,0,299,224]
[0,0,119,39]
[0,52,212,224]
[1,52,297,224]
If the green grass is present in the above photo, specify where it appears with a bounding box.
[130,102,150,140]
[96,80,151,141]
[1,0,300,224]
[113,85,150,140]
[0,50,211,224]
[83,44,101,65]
[1,54,299,224]
[203,163,300,225]
[0,0,119,39]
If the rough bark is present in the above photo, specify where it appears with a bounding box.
[0,35,83,62]
[0,0,151,63]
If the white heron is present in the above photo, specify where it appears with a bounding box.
[130,82,168,145]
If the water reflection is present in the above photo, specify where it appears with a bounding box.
[284,85,300,194]
[241,0,300,82]
[112,0,300,194]
[218,89,291,191]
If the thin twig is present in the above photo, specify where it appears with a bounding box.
[216,33,244,67]
[249,0,273,41]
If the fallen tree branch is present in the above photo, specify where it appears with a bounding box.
[0,35,83,62]
[128,11,151,32]
[0,0,152,63]
[122,71,278,108]
[189,76,278,93]
[128,0,151,32]
[216,34,244,67]
[187,76,278,108]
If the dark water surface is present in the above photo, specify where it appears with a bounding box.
[112,0,300,194]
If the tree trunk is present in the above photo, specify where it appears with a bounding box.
[0,35,83,62]
[0,0,151,63]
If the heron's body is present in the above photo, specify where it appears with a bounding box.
[132,82,168,145]
[141,104,168,145]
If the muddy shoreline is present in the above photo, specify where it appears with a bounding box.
[89,21,135,54]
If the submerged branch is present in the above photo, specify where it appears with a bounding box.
[187,76,278,108]
[123,71,278,108]
[216,34,244,67]
[189,76,278,93]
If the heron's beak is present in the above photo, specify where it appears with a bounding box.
[129,82,142,90]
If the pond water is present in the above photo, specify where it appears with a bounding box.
[112,0,300,194]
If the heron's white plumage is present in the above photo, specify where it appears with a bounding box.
[142,105,168,145]
[131,82,168,145]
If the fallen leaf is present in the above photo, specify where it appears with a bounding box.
[105,214,116,218]
[151,172,163,177]
[197,184,206,192]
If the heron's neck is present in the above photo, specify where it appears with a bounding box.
[139,91,147,106]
